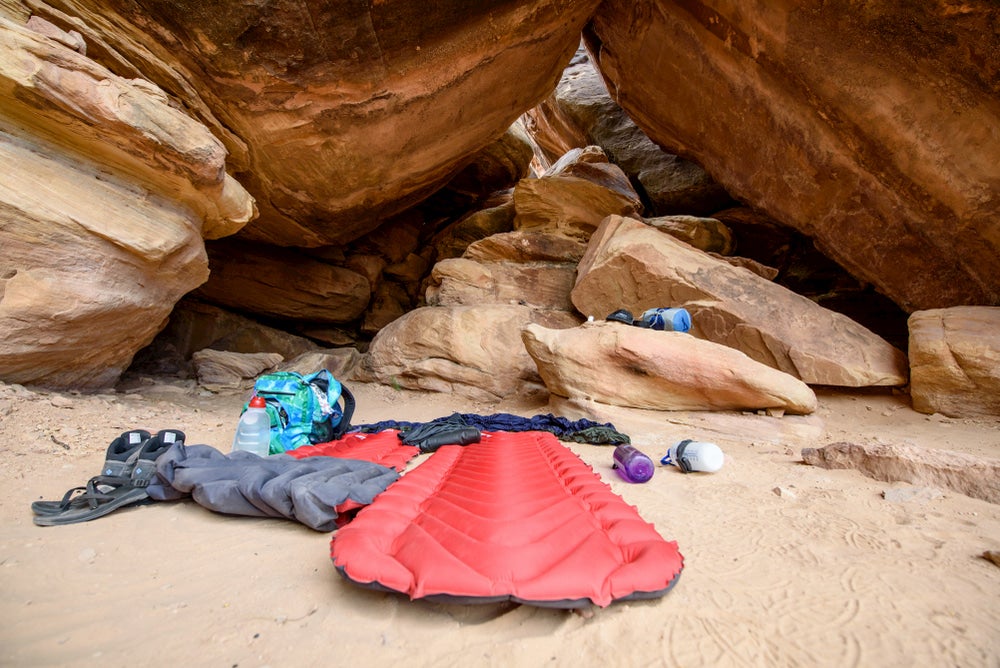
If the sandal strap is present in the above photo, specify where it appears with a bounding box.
[57,485,89,508]
[52,479,114,511]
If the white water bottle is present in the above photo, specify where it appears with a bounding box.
[232,395,271,456]
[661,440,724,473]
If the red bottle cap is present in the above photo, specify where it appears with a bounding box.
[249,396,266,408]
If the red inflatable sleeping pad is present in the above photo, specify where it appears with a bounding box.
[330,430,683,608]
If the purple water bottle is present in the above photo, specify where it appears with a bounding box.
[612,444,655,483]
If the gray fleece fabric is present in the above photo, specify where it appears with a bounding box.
[148,442,399,532]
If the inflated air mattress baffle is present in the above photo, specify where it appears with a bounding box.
[330,430,683,608]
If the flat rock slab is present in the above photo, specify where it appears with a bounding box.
[522,320,817,414]
[802,441,1000,505]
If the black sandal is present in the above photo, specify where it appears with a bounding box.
[33,429,184,526]
[31,429,151,516]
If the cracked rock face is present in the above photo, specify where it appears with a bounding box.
[585,0,1000,312]
[908,306,1000,418]
[0,19,254,390]
[52,0,602,247]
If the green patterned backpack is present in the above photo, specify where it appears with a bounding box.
[242,370,355,454]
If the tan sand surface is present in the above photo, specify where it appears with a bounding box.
[1,380,998,667]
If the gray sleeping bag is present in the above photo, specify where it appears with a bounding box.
[147,442,400,532]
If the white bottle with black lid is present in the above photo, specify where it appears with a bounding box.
[661,439,724,473]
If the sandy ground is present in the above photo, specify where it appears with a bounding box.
[1,377,998,667]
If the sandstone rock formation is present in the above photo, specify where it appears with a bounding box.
[512,153,641,240]
[427,227,588,314]
[572,215,909,387]
[0,19,253,389]
[710,205,908,346]
[521,46,732,215]
[425,148,627,310]
[5,0,995,405]
[194,241,371,324]
[584,0,1000,311]
[645,215,732,255]
[426,257,577,312]
[356,305,579,401]
[908,306,1000,418]
[127,299,320,380]
[429,194,518,262]
[522,320,817,414]
[40,0,601,247]
[802,441,1000,505]
[191,350,283,392]
[464,230,588,265]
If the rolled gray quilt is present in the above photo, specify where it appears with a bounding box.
[148,442,400,532]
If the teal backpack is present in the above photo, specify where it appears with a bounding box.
[242,370,355,454]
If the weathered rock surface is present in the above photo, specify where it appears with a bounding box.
[646,215,733,255]
[44,0,601,247]
[711,205,909,347]
[802,441,1000,505]
[0,19,255,237]
[521,46,732,215]
[908,307,1000,417]
[427,225,587,313]
[429,195,518,262]
[191,349,283,392]
[584,1,1000,311]
[710,254,778,281]
[424,149,627,314]
[356,305,579,401]
[281,349,364,384]
[464,230,588,265]
[522,321,817,414]
[0,19,253,390]
[513,165,641,241]
[572,216,908,386]
[195,241,371,324]
[130,299,320,377]
[426,258,577,312]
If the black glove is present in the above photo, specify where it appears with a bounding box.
[399,422,482,453]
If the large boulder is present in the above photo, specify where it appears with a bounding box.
[908,306,1000,418]
[357,305,579,401]
[0,19,253,390]
[426,228,587,314]
[464,230,588,265]
[522,320,817,414]
[512,153,642,241]
[584,1,1000,311]
[572,216,909,387]
[190,349,283,392]
[645,214,733,255]
[426,257,578,312]
[42,0,602,247]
